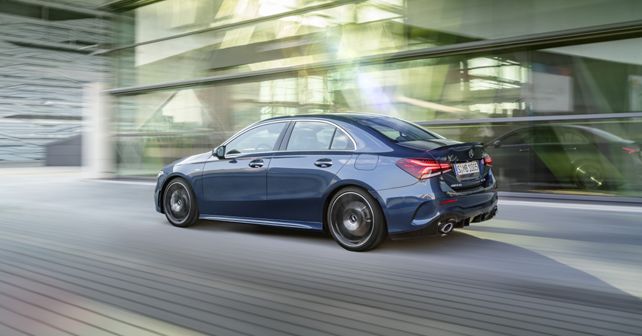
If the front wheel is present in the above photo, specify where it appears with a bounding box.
[327,187,386,251]
[163,178,199,227]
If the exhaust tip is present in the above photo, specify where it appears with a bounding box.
[438,220,455,234]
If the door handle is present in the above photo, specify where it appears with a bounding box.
[314,158,333,168]
[248,159,264,168]
[518,148,530,152]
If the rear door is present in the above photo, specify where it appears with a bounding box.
[266,120,355,224]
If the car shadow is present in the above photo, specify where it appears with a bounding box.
[379,230,642,314]
[190,220,642,315]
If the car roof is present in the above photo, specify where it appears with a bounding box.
[261,113,393,124]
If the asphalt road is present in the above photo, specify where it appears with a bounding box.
[0,169,641,336]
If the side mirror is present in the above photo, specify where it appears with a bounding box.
[213,145,226,159]
[492,140,501,148]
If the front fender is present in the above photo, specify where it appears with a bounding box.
[155,160,206,213]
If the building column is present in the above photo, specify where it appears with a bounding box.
[82,83,113,178]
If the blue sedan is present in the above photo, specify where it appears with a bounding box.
[155,114,498,251]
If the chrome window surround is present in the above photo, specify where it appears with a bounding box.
[220,118,357,158]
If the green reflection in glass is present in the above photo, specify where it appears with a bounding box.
[112,30,642,198]
[114,0,642,88]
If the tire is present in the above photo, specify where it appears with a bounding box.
[327,187,386,251]
[163,178,199,227]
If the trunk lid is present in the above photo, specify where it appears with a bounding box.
[400,140,489,190]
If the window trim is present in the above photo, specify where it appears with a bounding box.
[219,118,356,158]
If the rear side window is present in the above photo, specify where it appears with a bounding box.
[554,128,590,145]
[531,128,559,144]
[330,129,353,150]
[286,121,354,151]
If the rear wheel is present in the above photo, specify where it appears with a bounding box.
[574,162,606,190]
[163,178,199,227]
[327,187,386,251]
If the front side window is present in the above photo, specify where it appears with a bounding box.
[286,121,354,151]
[225,122,286,156]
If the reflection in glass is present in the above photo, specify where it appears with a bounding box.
[432,120,642,196]
[225,121,286,155]
[112,1,642,197]
[114,0,642,87]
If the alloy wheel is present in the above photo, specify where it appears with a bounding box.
[165,181,192,225]
[329,191,376,249]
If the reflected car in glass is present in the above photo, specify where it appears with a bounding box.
[155,114,498,251]
[487,125,642,191]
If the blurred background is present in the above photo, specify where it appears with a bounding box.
[2,2,642,335]
[1,0,642,198]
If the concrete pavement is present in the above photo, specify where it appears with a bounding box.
[0,171,640,335]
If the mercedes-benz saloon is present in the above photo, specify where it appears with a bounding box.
[155,114,498,251]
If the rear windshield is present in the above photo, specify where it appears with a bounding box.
[359,117,444,143]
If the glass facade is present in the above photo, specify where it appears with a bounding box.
[109,0,642,198]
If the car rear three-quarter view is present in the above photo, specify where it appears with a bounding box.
[155,114,498,251]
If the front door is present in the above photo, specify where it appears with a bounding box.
[201,121,288,218]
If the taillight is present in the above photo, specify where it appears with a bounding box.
[483,153,493,166]
[623,146,640,155]
[396,158,451,180]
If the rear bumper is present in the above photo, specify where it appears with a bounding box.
[376,173,498,239]
[389,192,498,239]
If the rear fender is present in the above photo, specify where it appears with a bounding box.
[321,179,389,231]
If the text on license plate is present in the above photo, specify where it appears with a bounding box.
[454,161,479,176]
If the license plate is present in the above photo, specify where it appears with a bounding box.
[454,161,480,177]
